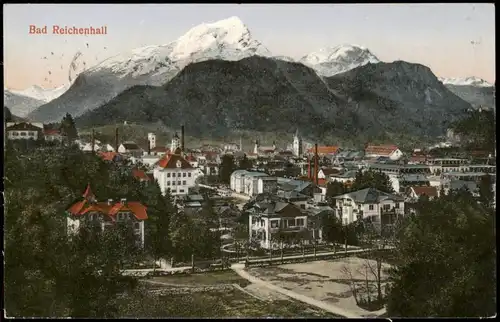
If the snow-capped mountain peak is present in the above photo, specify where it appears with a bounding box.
[7,83,71,103]
[439,76,493,87]
[90,16,270,80]
[300,44,380,77]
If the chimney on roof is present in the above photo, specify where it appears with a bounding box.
[91,129,95,153]
[115,127,119,152]
[181,125,185,154]
[108,198,113,206]
[314,143,319,185]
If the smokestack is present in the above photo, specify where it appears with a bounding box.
[91,129,95,153]
[181,125,185,153]
[148,139,151,155]
[115,127,119,152]
[314,143,319,185]
[307,155,311,179]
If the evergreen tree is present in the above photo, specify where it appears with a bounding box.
[60,113,79,142]
[219,154,235,184]
[325,181,346,206]
[386,191,496,317]
[238,154,253,170]
[350,169,394,193]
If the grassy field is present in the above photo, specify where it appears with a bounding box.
[131,270,343,318]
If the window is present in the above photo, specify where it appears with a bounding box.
[134,223,140,229]
[167,181,170,186]
[20,132,27,136]
[177,181,181,185]
[300,204,306,209]
[188,173,192,177]
[296,218,305,227]
[182,180,186,185]
[369,204,374,210]
[28,131,35,136]
[383,204,391,210]
[172,181,176,186]
[167,173,171,178]
[260,219,264,226]
[270,220,279,228]
[183,172,186,177]
[178,173,181,177]
[179,189,184,193]
[395,203,400,209]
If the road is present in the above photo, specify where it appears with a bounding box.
[198,183,250,201]
[231,263,362,318]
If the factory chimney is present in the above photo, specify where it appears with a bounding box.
[181,125,185,153]
[148,139,151,155]
[314,143,319,185]
[307,155,311,179]
[91,129,95,154]
[115,127,119,152]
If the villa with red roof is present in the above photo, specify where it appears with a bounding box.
[66,184,148,248]
[153,148,198,196]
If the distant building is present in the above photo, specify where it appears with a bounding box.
[334,188,405,229]
[5,122,43,140]
[365,144,403,161]
[153,149,198,196]
[292,129,303,157]
[148,133,156,149]
[170,132,181,152]
[118,141,143,158]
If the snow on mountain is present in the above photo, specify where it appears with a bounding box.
[4,89,46,117]
[272,55,296,62]
[438,76,493,87]
[90,16,270,82]
[300,44,381,77]
[29,16,273,122]
[9,83,72,103]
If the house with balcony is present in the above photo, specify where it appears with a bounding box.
[247,198,308,249]
[66,184,148,248]
[334,187,405,231]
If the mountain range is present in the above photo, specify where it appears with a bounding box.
[5,16,493,142]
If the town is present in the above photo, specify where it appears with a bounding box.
[4,107,496,318]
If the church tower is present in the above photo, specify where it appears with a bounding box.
[253,140,259,154]
[292,129,303,157]
[171,132,180,152]
[148,133,156,149]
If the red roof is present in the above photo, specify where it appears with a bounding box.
[157,153,193,169]
[365,144,399,156]
[99,151,120,161]
[307,146,339,155]
[411,186,438,198]
[82,184,95,200]
[67,185,148,220]
[132,168,150,181]
[44,129,61,135]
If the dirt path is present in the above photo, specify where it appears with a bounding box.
[231,263,362,318]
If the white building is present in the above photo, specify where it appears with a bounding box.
[5,122,43,140]
[153,152,198,196]
[118,142,143,157]
[230,170,272,196]
[365,145,404,161]
[170,133,181,152]
[292,129,303,157]
[148,133,156,149]
[248,200,308,249]
[334,188,405,229]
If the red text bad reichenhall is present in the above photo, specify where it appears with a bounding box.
[29,25,108,35]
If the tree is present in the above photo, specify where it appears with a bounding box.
[60,113,78,142]
[386,190,496,317]
[320,211,344,246]
[238,154,253,170]
[478,174,494,208]
[219,154,235,184]
[325,181,346,206]
[351,170,394,193]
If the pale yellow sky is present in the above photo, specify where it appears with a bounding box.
[4,3,496,90]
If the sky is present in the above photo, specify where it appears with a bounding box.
[3,3,495,90]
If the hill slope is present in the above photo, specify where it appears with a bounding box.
[75,57,471,141]
[4,90,45,117]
